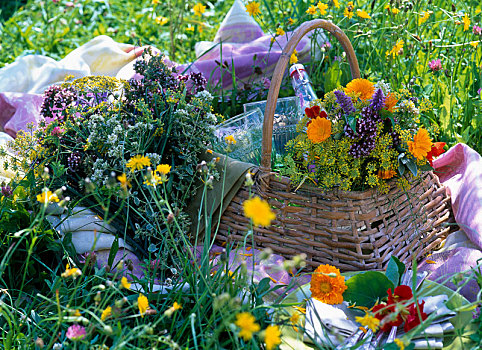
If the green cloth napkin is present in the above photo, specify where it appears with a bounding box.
[186,152,256,240]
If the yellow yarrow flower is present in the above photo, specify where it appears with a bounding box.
[290,49,298,64]
[275,27,285,36]
[246,1,261,16]
[317,2,328,15]
[121,276,131,290]
[155,16,169,25]
[264,325,281,350]
[356,9,371,19]
[355,313,380,332]
[101,306,112,321]
[193,3,206,16]
[37,190,60,204]
[243,196,276,227]
[306,5,317,15]
[126,155,151,171]
[235,312,260,341]
[463,14,470,31]
[138,293,149,317]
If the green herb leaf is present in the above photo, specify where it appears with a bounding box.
[385,256,406,287]
[406,158,418,177]
[343,271,394,308]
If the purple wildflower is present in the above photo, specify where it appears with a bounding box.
[66,324,86,341]
[478,88,481,95]
[428,59,442,72]
[308,163,316,173]
[474,25,482,35]
[79,251,97,268]
[261,77,271,89]
[369,88,385,111]
[334,90,356,115]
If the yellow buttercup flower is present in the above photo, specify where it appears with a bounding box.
[344,2,354,18]
[243,196,276,227]
[355,313,380,332]
[246,1,261,16]
[310,264,347,305]
[193,3,206,16]
[121,277,131,290]
[290,49,298,64]
[101,306,112,321]
[345,78,375,100]
[235,312,260,341]
[155,16,169,25]
[264,325,281,350]
[126,155,151,171]
[356,9,371,19]
[138,293,149,317]
[317,2,328,15]
[306,5,317,15]
[407,128,432,160]
[391,7,400,14]
[37,190,60,204]
[307,117,332,143]
[463,13,470,31]
[275,27,285,36]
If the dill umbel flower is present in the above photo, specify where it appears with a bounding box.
[235,312,260,341]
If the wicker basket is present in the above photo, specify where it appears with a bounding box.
[215,19,454,271]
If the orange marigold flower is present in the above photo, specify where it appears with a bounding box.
[307,117,331,143]
[345,78,375,100]
[377,169,397,179]
[310,264,347,304]
[407,128,432,160]
[384,92,398,112]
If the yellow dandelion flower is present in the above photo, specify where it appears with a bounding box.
[138,293,149,317]
[117,173,131,188]
[243,196,276,227]
[310,264,347,305]
[155,16,169,25]
[391,7,400,14]
[101,306,112,321]
[407,128,432,160]
[317,2,328,15]
[152,0,159,4]
[470,41,479,48]
[344,2,354,18]
[193,3,206,16]
[357,9,371,19]
[385,39,404,59]
[463,14,470,31]
[156,164,171,175]
[235,312,260,341]
[37,190,60,204]
[275,27,285,36]
[290,49,298,64]
[264,325,281,350]
[121,277,131,290]
[394,338,405,350]
[333,0,339,8]
[288,17,295,25]
[307,117,331,143]
[225,135,236,144]
[126,155,151,171]
[345,78,375,100]
[355,313,380,332]
[306,5,317,15]
[246,1,261,17]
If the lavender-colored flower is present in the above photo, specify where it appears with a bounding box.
[79,251,97,268]
[478,88,481,95]
[473,25,482,35]
[428,59,442,72]
[308,163,316,173]
[261,77,271,89]
[66,324,86,341]
[1,185,12,197]
[334,90,356,115]
[369,88,385,112]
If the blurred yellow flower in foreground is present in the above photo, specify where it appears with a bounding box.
[246,1,261,17]
[193,3,206,16]
[243,196,276,227]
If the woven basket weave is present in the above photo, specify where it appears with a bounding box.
[215,19,454,271]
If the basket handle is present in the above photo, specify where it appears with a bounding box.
[260,19,361,171]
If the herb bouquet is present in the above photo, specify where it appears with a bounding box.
[8,51,218,262]
[283,78,447,193]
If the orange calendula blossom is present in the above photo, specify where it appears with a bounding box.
[310,264,347,304]
[307,117,331,143]
[384,92,398,112]
[377,169,397,179]
[345,78,375,100]
[407,128,432,160]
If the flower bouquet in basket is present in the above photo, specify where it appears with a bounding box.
[282,78,446,193]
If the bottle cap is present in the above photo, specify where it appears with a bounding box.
[289,63,306,77]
